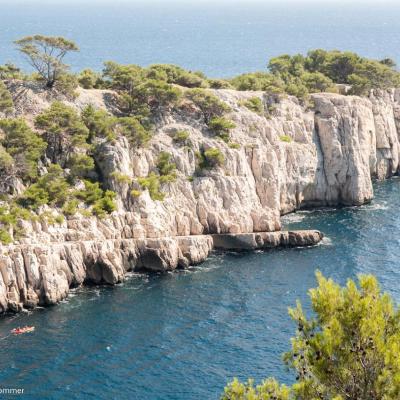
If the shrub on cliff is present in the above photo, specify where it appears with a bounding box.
[76,180,117,217]
[0,81,13,114]
[135,152,177,201]
[172,130,190,145]
[82,105,117,142]
[0,146,14,176]
[265,50,400,99]
[198,147,225,169]
[208,79,233,89]
[91,190,117,218]
[208,117,236,142]
[348,60,400,95]
[35,101,89,164]
[53,73,79,98]
[0,203,33,244]
[229,72,285,93]
[279,135,292,143]
[78,69,103,89]
[222,272,400,400]
[302,71,336,93]
[137,172,165,201]
[103,62,182,117]
[15,35,79,89]
[117,117,152,147]
[0,63,24,80]
[0,118,46,180]
[157,151,177,178]
[103,61,144,91]
[68,154,95,180]
[146,64,208,88]
[134,79,182,109]
[241,97,264,114]
[21,164,70,210]
[185,89,231,123]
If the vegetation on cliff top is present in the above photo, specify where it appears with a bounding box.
[222,272,400,400]
[1,34,400,243]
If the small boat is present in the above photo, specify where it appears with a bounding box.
[11,326,35,335]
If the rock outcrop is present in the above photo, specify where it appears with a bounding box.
[1,83,400,313]
[212,230,323,251]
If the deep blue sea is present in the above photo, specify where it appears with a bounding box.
[2,1,400,399]
[1,1,400,77]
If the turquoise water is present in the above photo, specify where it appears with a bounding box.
[1,1,400,77]
[0,179,400,399]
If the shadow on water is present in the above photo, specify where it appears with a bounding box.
[1,179,400,399]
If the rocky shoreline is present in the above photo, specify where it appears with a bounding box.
[2,82,400,314]
[1,229,322,313]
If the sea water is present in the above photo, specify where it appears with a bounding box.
[1,1,400,398]
[0,179,399,399]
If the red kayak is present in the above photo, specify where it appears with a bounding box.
[11,326,35,335]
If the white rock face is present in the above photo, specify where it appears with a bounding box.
[1,84,400,313]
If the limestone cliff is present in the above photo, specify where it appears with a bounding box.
[1,82,399,313]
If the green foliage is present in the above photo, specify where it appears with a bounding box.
[136,152,177,201]
[157,151,176,177]
[76,180,116,217]
[347,59,400,95]
[35,101,89,163]
[132,79,182,110]
[82,105,116,141]
[241,97,264,114]
[92,190,116,218]
[207,79,233,89]
[0,202,32,243]
[228,142,241,149]
[0,63,24,80]
[0,118,46,180]
[0,146,14,174]
[78,69,103,89]
[103,62,182,118]
[103,61,144,91]
[146,64,208,88]
[76,180,104,204]
[62,199,79,216]
[130,189,141,198]
[172,130,190,145]
[230,72,285,93]
[265,50,400,99]
[138,172,165,201]
[185,89,231,122]
[222,378,291,400]
[110,171,131,184]
[0,228,12,245]
[68,154,95,180]
[14,35,79,89]
[0,81,13,114]
[56,73,79,97]
[203,147,225,168]
[0,203,30,226]
[38,210,64,225]
[87,107,150,149]
[279,135,292,143]
[209,117,236,142]
[117,117,152,147]
[302,71,336,93]
[21,164,70,210]
[223,272,400,400]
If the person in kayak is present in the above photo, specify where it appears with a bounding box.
[11,326,35,335]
